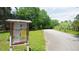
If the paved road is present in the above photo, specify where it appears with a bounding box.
[43,29,79,51]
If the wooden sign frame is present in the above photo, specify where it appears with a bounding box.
[6,19,32,51]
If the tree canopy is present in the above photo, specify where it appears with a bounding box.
[72,14,79,31]
[54,20,72,31]
[0,7,11,31]
[0,7,11,20]
[15,7,51,30]
[50,19,59,28]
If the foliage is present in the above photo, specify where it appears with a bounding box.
[72,14,79,31]
[15,7,51,30]
[54,20,73,32]
[50,19,59,28]
[0,7,11,31]
[54,16,79,35]
[0,7,11,20]
[0,7,52,31]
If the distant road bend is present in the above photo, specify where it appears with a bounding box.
[44,29,79,51]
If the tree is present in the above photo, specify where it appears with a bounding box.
[38,9,51,29]
[16,7,51,30]
[54,20,72,31]
[0,7,11,31]
[72,14,79,31]
[50,19,59,28]
[0,7,11,20]
[16,7,40,30]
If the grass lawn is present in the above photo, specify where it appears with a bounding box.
[56,29,79,35]
[0,30,45,51]
[64,30,79,35]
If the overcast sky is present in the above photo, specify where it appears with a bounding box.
[41,7,79,21]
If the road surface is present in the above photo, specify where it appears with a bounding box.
[43,29,79,51]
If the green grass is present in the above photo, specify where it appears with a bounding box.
[29,30,45,51]
[0,30,45,51]
[55,29,79,35]
[64,30,79,35]
[0,32,10,51]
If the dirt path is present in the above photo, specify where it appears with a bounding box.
[44,29,79,51]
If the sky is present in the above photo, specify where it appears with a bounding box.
[41,7,79,21]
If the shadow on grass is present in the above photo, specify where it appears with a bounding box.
[73,33,79,40]
[0,31,9,34]
[74,35,79,38]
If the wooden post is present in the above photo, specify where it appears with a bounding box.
[10,35,12,51]
[26,23,29,51]
[9,22,13,51]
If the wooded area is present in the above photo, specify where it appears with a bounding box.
[0,7,79,33]
[54,14,79,34]
[0,7,52,31]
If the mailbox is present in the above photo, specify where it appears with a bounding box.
[6,19,32,51]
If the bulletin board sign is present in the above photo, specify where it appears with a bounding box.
[12,22,27,45]
[6,19,32,51]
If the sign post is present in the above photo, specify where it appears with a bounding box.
[6,19,32,51]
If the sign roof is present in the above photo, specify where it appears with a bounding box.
[6,19,32,23]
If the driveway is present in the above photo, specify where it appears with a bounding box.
[43,29,79,51]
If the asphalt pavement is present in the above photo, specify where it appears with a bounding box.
[43,29,79,51]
